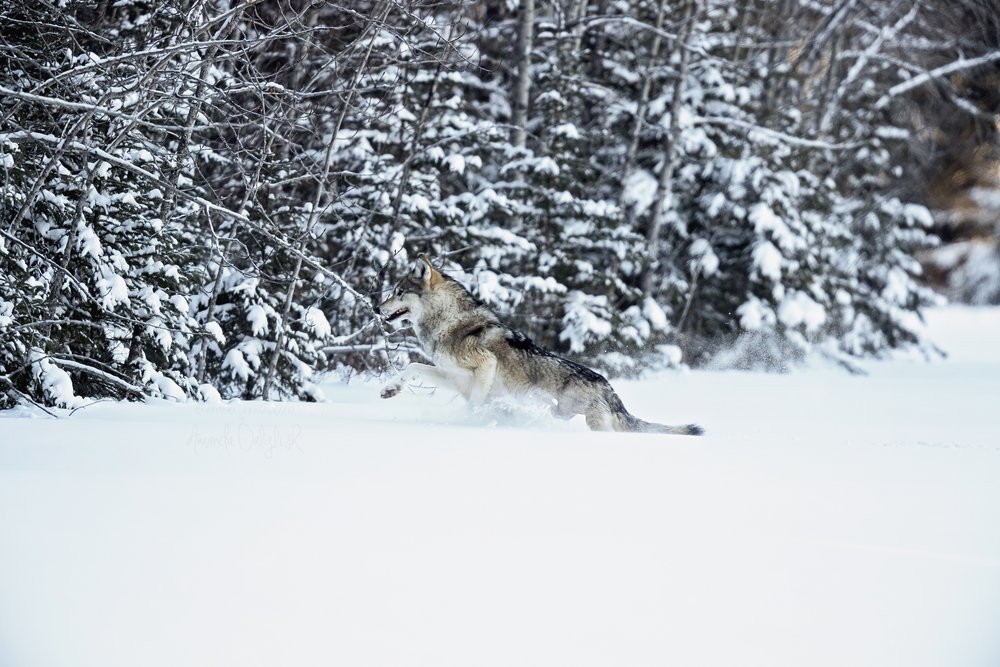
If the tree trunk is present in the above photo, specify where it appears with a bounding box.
[641,0,698,298]
[620,0,669,211]
[512,0,535,151]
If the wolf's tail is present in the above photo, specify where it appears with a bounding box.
[620,413,704,436]
[604,392,703,436]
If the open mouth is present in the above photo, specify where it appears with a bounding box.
[385,307,410,322]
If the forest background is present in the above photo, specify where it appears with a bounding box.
[2,0,999,407]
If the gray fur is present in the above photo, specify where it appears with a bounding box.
[378,256,703,436]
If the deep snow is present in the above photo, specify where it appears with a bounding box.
[1,307,999,667]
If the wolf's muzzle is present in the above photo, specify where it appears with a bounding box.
[384,307,410,322]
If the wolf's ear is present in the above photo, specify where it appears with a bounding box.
[418,254,443,289]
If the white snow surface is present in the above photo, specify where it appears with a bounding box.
[2,306,1000,667]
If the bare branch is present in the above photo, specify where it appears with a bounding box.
[876,50,1000,108]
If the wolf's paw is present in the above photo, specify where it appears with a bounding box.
[380,382,403,399]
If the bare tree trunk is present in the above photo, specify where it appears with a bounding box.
[759,0,793,121]
[809,29,847,135]
[731,0,754,64]
[641,0,698,298]
[512,0,535,151]
[620,0,669,212]
[588,0,610,80]
[568,0,589,55]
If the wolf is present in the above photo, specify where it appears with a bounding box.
[375,255,703,435]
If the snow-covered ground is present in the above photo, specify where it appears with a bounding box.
[2,306,999,667]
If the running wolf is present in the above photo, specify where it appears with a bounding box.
[376,256,703,435]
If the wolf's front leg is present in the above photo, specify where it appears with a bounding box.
[466,354,498,405]
[381,363,473,399]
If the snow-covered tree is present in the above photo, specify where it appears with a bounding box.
[1,2,209,407]
[2,0,986,410]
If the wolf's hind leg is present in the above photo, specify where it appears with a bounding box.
[584,404,614,431]
[550,400,576,420]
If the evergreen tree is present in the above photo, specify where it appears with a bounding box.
[1,2,207,406]
[1,0,985,410]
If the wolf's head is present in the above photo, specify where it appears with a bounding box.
[376,254,451,330]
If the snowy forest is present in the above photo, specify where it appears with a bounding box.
[2,0,999,407]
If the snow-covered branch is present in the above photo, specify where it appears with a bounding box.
[876,50,1000,108]
[691,116,864,150]
[47,357,146,397]
[820,0,921,132]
